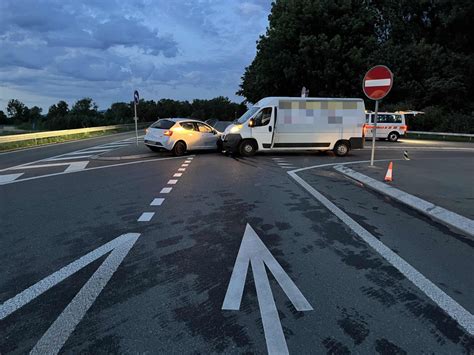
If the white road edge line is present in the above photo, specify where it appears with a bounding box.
[287,160,474,336]
[137,212,155,222]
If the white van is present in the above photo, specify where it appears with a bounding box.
[222,97,365,157]
[364,112,407,142]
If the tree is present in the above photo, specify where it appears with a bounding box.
[47,101,69,118]
[71,98,99,117]
[238,0,474,132]
[6,99,30,122]
[104,102,133,123]
[0,110,8,125]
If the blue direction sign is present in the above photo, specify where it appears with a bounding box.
[134,90,139,105]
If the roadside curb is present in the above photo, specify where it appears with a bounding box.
[334,165,474,237]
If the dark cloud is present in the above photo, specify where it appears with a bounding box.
[0,0,272,109]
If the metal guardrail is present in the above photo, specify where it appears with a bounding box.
[0,123,150,144]
[407,131,473,141]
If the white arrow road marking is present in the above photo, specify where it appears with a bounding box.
[223,224,313,355]
[0,173,24,184]
[0,233,139,321]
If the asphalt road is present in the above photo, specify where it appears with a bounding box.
[1,135,473,354]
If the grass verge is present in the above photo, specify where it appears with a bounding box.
[0,129,125,152]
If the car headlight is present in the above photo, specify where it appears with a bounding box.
[229,125,242,133]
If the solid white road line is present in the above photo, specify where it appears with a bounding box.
[178,168,186,172]
[281,166,296,169]
[0,233,140,320]
[288,162,474,336]
[173,173,182,177]
[160,187,172,193]
[0,156,191,186]
[150,198,165,206]
[167,179,178,185]
[30,233,140,355]
[0,173,24,184]
[66,149,111,155]
[44,155,93,161]
[137,212,155,222]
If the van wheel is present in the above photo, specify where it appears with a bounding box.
[388,131,399,142]
[334,141,350,157]
[239,140,257,157]
[172,141,186,156]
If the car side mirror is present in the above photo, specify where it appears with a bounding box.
[248,118,255,127]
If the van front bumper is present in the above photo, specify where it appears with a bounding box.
[222,134,242,153]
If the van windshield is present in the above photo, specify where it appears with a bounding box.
[236,106,260,124]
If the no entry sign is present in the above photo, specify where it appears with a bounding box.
[363,65,393,100]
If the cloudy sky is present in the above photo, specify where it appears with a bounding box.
[0,0,272,111]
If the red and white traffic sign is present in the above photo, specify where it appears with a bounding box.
[363,65,393,100]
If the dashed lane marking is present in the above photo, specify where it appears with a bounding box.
[181,164,189,167]
[160,187,172,194]
[150,198,165,206]
[173,173,182,177]
[178,168,186,172]
[137,212,155,222]
[167,179,178,185]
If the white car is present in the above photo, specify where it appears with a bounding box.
[144,118,222,156]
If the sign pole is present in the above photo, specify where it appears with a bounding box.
[370,100,379,166]
[363,65,393,167]
[134,102,138,146]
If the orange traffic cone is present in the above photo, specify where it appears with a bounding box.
[384,162,393,182]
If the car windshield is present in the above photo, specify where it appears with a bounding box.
[151,119,175,129]
[236,106,260,124]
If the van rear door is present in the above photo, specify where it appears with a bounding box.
[250,107,275,149]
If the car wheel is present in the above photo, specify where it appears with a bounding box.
[216,140,223,152]
[333,141,350,157]
[239,140,257,157]
[147,146,161,152]
[172,141,186,156]
[388,131,399,142]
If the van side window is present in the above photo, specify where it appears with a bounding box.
[254,107,272,126]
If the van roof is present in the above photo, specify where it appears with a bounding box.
[255,96,363,107]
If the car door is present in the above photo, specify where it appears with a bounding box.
[250,107,274,149]
[179,121,199,150]
[195,122,218,149]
